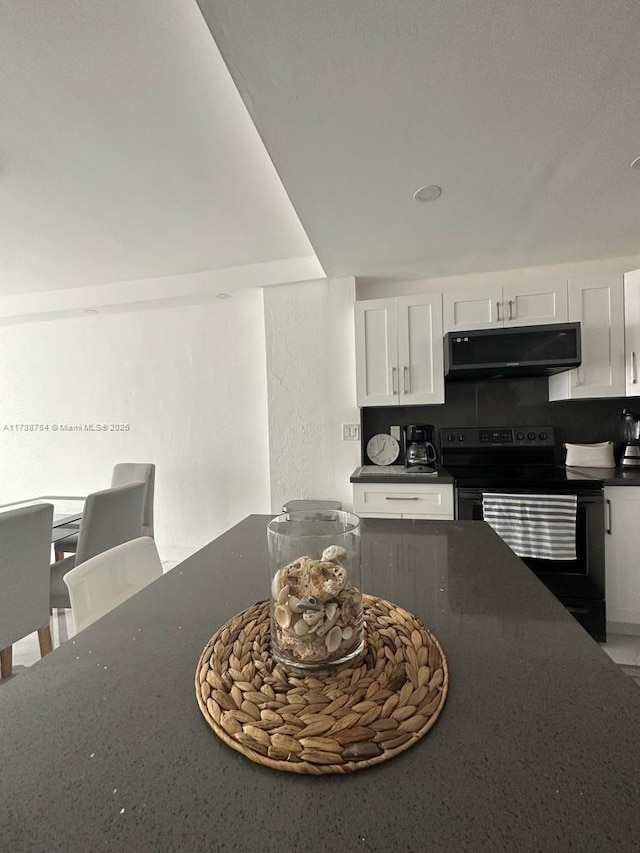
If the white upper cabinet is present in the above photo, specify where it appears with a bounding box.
[624,268,640,396]
[443,280,568,332]
[548,275,625,400]
[442,284,502,331]
[354,298,398,407]
[502,281,568,326]
[355,294,444,407]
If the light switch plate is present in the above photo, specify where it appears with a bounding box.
[342,423,360,441]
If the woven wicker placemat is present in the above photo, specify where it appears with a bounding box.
[195,594,448,774]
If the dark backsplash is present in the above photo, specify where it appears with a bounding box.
[361,376,635,466]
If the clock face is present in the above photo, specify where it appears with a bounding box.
[366,433,400,466]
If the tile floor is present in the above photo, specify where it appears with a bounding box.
[600,633,640,666]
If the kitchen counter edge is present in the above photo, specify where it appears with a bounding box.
[350,464,454,484]
[564,465,640,485]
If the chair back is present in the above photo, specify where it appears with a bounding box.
[63,537,163,633]
[0,504,54,650]
[111,463,155,537]
[75,483,146,566]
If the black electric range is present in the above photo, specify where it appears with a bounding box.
[440,426,606,641]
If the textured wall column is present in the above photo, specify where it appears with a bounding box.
[263,278,360,513]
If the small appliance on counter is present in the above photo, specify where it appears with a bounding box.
[403,424,438,473]
[621,409,640,467]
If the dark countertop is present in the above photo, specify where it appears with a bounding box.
[351,463,454,483]
[565,465,640,485]
[352,462,640,487]
[2,515,640,852]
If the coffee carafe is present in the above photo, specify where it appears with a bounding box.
[403,424,438,472]
[621,409,640,467]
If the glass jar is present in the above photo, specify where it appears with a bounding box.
[267,510,364,672]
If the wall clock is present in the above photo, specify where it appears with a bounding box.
[366,433,400,466]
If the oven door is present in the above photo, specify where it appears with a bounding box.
[456,487,606,640]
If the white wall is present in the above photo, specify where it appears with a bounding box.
[357,254,640,300]
[0,292,271,561]
[263,278,360,513]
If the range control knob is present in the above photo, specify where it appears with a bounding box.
[527,432,536,440]
[539,431,547,440]
[447,433,455,442]
[516,432,525,441]
[458,434,464,442]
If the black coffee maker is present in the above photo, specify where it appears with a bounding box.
[403,424,438,472]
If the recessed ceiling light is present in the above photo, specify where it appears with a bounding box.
[631,156,640,170]
[216,293,231,299]
[413,185,442,203]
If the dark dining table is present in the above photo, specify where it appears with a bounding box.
[1,515,640,852]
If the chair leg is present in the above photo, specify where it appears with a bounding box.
[38,625,53,657]
[0,645,12,680]
[54,546,65,562]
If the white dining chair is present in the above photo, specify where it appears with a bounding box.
[62,536,163,633]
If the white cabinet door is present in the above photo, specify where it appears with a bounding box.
[442,285,502,332]
[624,268,640,396]
[355,295,444,407]
[396,294,445,405]
[443,281,568,332]
[355,299,398,406]
[605,486,640,629]
[548,275,625,400]
[502,280,568,326]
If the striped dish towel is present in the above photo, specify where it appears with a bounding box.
[482,492,577,561]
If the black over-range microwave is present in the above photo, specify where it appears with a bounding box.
[444,322,581,380]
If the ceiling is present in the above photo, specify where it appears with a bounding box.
[198,0,640,281]
[0,0,316,297]
[2,1,639,305]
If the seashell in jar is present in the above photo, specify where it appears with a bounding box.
[277,585,290,606]
[293,617,309,636]
[297,595,323,612]
[324,602,338,621]
[315,603,340,638]
[325,626,343,653]
[282,557,344,603]
[322,545,348,564]
[340,594,360,626]
[302,610,324,627]
[288,595,304,613]
[342,626,353,640]
[270,570,283,601]
[274,604,291,629]
[322,565,347,597]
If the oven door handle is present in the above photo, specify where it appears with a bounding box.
[605,498,612,534]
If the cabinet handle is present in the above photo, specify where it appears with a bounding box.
[403,366,411,394]
[391,367,398,394]
[496,301,502,322]
[385,496,419,501]
[606,498,612,534]
[632,351,638,384]
[508,299,514,321]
